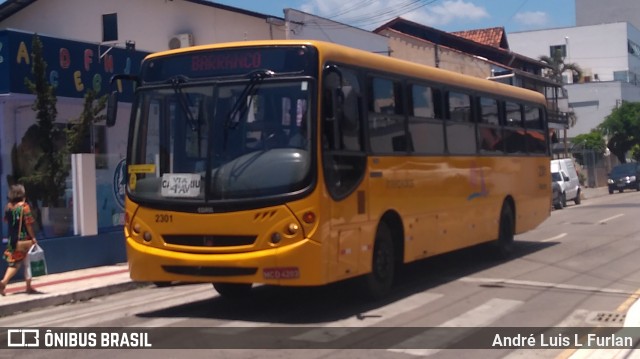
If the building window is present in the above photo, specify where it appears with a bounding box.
[102,13,118,42]
[629,40,640,58]
[549,45,566,58]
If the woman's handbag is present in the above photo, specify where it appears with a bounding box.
[27,244,47,277]
[14,203,34,253]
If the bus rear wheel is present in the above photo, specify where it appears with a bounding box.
[213,283,253,299]
[492,202,515,259]
[361,222,395,299]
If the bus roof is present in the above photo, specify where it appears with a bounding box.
[146,39,547,106]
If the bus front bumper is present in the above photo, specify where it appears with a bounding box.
[126,236,327,286]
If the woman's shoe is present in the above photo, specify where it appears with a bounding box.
[0,282,6,296]
[26,287,39,294]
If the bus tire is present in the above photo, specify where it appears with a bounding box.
[493,202,515,259]
[362,222,395,299]
[213,283,252,299]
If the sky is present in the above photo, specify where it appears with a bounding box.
[212,0,576,34]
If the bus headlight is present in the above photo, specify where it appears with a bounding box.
[286,223,299,235]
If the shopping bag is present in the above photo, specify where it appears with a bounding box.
[27,244,47,277]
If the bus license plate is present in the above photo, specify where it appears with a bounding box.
[161,173,201,197]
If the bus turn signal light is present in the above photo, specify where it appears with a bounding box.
[302,211,316,224]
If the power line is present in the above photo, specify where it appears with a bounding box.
[311,0,441,29]
[321,0,378,19]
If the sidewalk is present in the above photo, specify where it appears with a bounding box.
[0,263,146,317]
[581,185,611,200]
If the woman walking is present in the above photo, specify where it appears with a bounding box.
[1,184,38,295]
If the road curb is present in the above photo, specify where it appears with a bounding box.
[0,281,150,318]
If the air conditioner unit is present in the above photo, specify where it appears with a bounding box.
[168,33,194,49]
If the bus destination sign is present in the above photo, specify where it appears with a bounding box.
[141,46,317,82]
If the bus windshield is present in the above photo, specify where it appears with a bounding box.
[127,77,314,204]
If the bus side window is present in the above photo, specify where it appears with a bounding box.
[368,77,407,154]
[445,91,476,154]
[524,105,546,154]
[408,84,445,154]
[477,96,504,154]
[503,101,526,154]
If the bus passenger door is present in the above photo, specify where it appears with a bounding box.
[322,65,369,280]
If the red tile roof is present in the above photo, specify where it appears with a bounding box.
[451,27,509,49]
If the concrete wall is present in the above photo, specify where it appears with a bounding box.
[1,230,126,281]
[378,28,492,79]
[284,9,388,54]
[565,82,623,137]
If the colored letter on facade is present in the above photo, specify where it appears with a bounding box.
[74,70,84,92]
[60,48,70,69]
[16,41,29,65]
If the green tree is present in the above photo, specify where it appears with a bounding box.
[598,101,640,163]
[572,129,606,154]
[66,90,108,154]
[20,33,67,207]
[630,144,640,162]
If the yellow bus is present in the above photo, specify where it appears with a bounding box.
[107,40,551,299]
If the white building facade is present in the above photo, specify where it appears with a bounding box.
[0,0,287,52]
[508,22,640,138]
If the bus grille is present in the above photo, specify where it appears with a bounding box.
[162,234,257,247]
[162,265,257,277]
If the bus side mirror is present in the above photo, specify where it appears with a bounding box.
[106,91,119,127]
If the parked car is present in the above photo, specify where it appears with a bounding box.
[607,163,640,194]
[552,181,563,209]
[551,159,581,207]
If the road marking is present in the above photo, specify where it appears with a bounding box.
[133,317,188,327]
[388,298,522,356]
[598,213,624,224]
[459,277,631,295]
[542,233,568,242]
[617,288,640,313]
[291,292,443,342]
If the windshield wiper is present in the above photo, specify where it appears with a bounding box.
[225,69,275,129]
[168,75,199,131]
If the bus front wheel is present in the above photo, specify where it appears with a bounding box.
[362,222,395,299]
[213,283,253,299]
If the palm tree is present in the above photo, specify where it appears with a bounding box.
[539,48,583,84]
